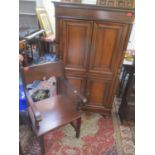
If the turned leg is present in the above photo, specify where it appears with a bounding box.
[76,117,81,138]
[39,136,45,155]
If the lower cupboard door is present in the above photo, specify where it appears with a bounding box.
[85,78,111,108]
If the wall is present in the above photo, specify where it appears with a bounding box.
[127,24,135,50]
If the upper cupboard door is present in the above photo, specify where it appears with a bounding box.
[62,19,93,72]
[89,21,128,77]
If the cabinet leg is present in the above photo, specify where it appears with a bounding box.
[101,113,111,119]
[76,117,81,138]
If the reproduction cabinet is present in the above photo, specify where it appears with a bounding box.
[54,2,135,115]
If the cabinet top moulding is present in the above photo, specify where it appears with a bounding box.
[53,1,134,24]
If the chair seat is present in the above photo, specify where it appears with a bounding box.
[28,95,83,137]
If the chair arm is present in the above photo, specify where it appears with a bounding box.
[60,77,87,103]
[25,90,42,122]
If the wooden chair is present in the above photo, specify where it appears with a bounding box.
[20,61,87,154]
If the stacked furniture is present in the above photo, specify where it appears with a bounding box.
[19,0,38,31]
[118,64,135,123]
[53,1,135,115]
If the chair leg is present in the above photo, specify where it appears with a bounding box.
[19,141,24,155]
[76,117,81,138]
[39,136,45,155]
[27,114,33,132]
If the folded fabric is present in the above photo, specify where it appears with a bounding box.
[28,76,57,102]
[31,89,50,102]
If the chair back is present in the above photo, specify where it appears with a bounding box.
[21,61,64,85]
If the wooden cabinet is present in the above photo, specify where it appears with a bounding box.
[54,2,134,115]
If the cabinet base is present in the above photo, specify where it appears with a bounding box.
[82,105,111,116]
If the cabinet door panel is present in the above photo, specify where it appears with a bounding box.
[62,19,93,71]
[89,21,124,75]
[86,78,111,107]
[66,76,86,95]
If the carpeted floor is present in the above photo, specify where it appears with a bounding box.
[20,113,117,155]
[20,98,135,155]
[112,97,135,155]
[44,113,117,155]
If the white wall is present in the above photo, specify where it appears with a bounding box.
[127,24,135,50]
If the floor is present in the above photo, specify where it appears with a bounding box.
[112,97,135,155]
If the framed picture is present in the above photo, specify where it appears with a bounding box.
[36,7,53,37]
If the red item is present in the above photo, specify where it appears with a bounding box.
[127,12,132,17]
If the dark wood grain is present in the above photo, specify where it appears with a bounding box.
[28,95,83,137]
[54,2,134,24]
[54,2,134,115]
[21,61,64,85]
[86,78,110,107]
[62,19,93,72]
[89,21,126,75]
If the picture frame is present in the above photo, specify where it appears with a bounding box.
[36,7,53,37]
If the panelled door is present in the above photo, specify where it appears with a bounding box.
[85,77,111,107]
[87,21,127,107]
[61,19,128,109]
[89,21,125,76]
[62,19,93,73]
[66,76,86,94]
[61,19,93,95]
